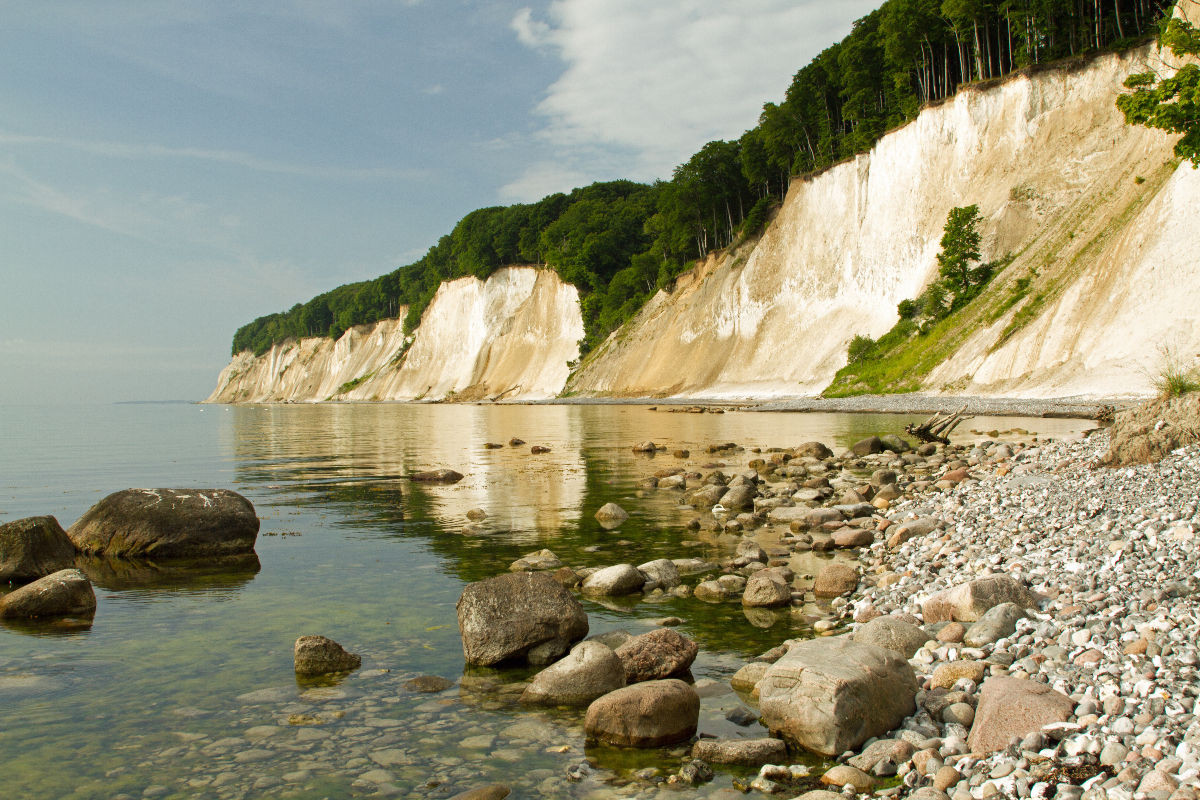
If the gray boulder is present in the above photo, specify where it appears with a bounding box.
[294,635,361,675]
[692,737,787,766]
[0,516,76,583]
[615,628,697,682]
[584,679,699,747]
[852,616,932,658]
[742,573,792,608]
[963,602,1027,647]
[637,558,680,590]
[922,575,1040,623]
[721,484,757,512]
[594,502,629,528]
[456,572,588,666]
[521,641,626,706]
[581,564,645,596]
[68,488,258,558]
[0,568,96,618]
[759,638,918,756]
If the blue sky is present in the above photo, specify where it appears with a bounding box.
[0,0,878,403]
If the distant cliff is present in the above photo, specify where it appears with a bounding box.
[205,268,581,403]
[209,39,1199,403]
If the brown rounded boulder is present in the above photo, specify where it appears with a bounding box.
[68,489,259,558]
[294,635,361,676]
[0,516,76,583]
[0,568,96,619]
[584,679,699,747]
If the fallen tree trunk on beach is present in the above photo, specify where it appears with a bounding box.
[905,405,970,444]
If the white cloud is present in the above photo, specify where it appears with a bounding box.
[498,160,590,203]
[504,0,879,197]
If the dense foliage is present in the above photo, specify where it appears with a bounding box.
[1118,15,1200,166]
[233,0,1172,358]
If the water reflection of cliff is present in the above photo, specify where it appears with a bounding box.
[228,404,587,536]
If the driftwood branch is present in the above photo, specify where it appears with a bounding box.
[905,404,971,444]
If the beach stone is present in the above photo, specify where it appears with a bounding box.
[721,484,757,512]
[583,679,699,747]
[807,508,844,527]
[694,580,729,601]
[735,538,768,563]
[68,488,259,558]
[821,764,874,792]
[796,442,834,460]
[509,549,562,572]
[758,637,918,756]
[631,441,658,453]
[742,572,792,608]
[456,572,588,666]
[963,602,1026,646]
[852,616,930,658]
[887,516,941,547]
[922,575,1039,623]
[448,785,510,800]
[521,641,625,706]
[0,568,96,618]
[410,469,464,483]
[594,503,629,528]
[637,558,681,589]
[832,528,875,548]
[851,437,885,456]
[848,738,915,772]
[0,516,76,583]
[582,564,645,596]
[692,737,787,766]
[294,636,360,675]
[968,677,1074,753]
[936,622,966,643]
[930,660,987,690]
[794,793,844,800]
[615,628,697,682]
[731,661,769,695]
[813,563,859,598]
[942,703,975,727]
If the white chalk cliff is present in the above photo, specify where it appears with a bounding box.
[209,34,1199,403]
[206,267,582,403]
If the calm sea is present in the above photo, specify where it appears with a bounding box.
[0,403,1090,799]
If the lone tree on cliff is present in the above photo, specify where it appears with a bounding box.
[937,204,983,291]
[1118,15,1200,167]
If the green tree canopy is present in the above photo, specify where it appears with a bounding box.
[1118,15,1200,166]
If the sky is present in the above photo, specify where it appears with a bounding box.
[0,0,879,403]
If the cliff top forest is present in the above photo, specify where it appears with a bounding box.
[231,0,1171,359]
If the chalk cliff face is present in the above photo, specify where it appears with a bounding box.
[569,45,1194,399]
[205,267,581,403]
[211,37,1198,404]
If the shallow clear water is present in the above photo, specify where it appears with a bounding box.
[0,403,1091,799]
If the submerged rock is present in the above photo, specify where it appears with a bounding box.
[456,572,588,666]
[0,568,96,619]
[68,488,259,558]
[294,635,361,675]
[692,737,786,766]
[0,516,76,583]
[584,679,699,747]
[410,469,465,483]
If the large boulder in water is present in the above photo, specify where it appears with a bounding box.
[758,638,918,756]
[0,516,76,583]
[294,635,361,675]
[457,572,588,666]
[614,628,697,682]
[584,679,699,747]
[67,489,259,558]
[520,641,626,706]
[0,568,96,619]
